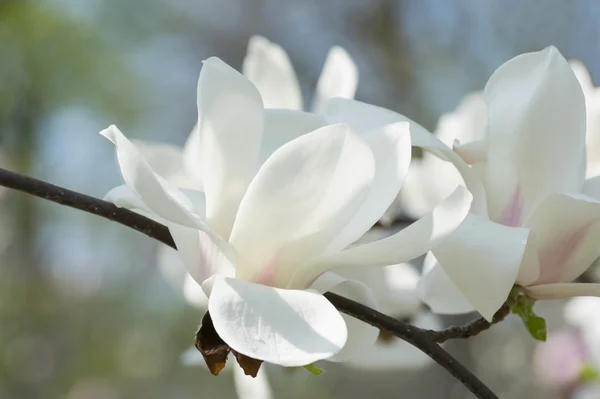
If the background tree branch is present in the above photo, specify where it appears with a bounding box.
[0,166,499,399]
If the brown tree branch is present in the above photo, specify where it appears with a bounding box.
[0,166,499,399]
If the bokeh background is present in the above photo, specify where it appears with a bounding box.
[1,0,600,398]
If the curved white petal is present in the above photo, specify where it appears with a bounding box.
[197,57,264,239]
[309,272,379,362]
[453,139,487,164]
[104,184,149,212]
[325,122,411,253]
[397,161,436,219]
[378,263,423,317]
[233,366,273,399]
[524,193,600,284]
[432,214,530,321]
[168,225,235,284]
[417,252,475,315]
[345,312,442,371]
[229,124,375,285]
[242,36,302,110]
[158,244,209,311]
[259,109,327,166]
[435,91,487,147]
[101,125,205,228]
[324,98,488,216]
[131,139,189,186]
[183,273,209,308]
[289,186,473,289]
[208,276,347,367]
[312,46,358,113]
[526,283,600,299]
[182,124,204,190]
[484,46,586,222]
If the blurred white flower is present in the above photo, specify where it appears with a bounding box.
[416,46,600,321]
[534,297,600,397]
[102,57,471,368]
[242,35,357,113]
[326,47,600,322]
[385,92,486,222]
[393,58,600,223]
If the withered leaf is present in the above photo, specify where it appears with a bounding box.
[195,312,264,377]
[195,312,230,375]
[232,350,263,377]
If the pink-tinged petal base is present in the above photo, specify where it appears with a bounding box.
[499,187,523,227]
[535,224,591,285]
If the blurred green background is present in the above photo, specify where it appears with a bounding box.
[1,1,599,398]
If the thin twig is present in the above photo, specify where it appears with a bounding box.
[427,301,512,343]
[324,293,498,399]
[0,166,499,399]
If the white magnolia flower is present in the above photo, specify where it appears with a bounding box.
[415,46,600,321]
[396,58,600,222]
[242,35,357,112]
[147,34,357,308]
[181,226,441,373]
[102,57,472,367]
[324,46,600,322]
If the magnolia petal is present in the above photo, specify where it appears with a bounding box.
[484,46,586,222]
[156,245,209,309]
[233,366,273,399]
[417,252,475,315]
[101,125,205,228]
[312,46,358,113]
[453,139,487,164]
[131,139,189,186]
[310,272,379,362]
[182,124,204,190]
[324,98,488,216]
[169,224,235,284]
[435,91,487,147]
[288,185,472,289]
[526,283,600,299]
[432,214,530,321]
[242,35,302,110]
[197,57,264,239]
[229,124,375,285]
[346,312,442,371]
[258,109,327,166]
[397,161,436,219]
[333,229,422,317]
[183,273,209,308]
[207,276,347,367]
[379,263,423,317]
[104,184,149,212]
[524,192,600,285]
[325,122,412,253]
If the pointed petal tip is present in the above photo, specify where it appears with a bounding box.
[99,124,119,141]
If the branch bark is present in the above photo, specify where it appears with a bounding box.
[0,166,499,399]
